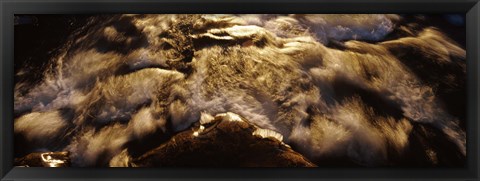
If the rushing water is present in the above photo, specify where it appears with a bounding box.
[14,14,466,167]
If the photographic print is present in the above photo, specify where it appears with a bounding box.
[13,14,466,167]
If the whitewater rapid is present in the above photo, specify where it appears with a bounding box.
[14,14,466,167]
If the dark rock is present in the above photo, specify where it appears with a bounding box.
[127,112,316,167]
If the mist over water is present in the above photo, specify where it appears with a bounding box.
[14,14,466,167]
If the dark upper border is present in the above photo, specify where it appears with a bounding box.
[1,0,479,180]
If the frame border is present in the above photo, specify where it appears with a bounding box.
[1,0,479,180]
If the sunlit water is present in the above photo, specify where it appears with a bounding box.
[14,14,466,167]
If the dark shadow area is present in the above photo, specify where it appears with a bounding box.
[386,42,467,129]
[91,16,149,55]
[14,15,91,89]
[331,78,405,120]
[399,122,466,167]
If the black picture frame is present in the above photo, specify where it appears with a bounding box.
[1,0,479,180]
